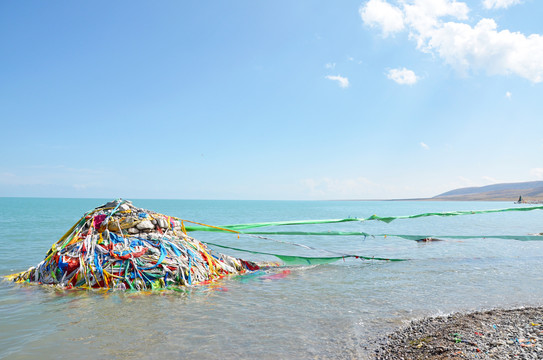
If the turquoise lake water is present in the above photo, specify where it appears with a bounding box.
[1,198,542,359]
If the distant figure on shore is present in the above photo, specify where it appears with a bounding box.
[515,196,543,204]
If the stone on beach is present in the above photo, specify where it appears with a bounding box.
[374,307,543,359]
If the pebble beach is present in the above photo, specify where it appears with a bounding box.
[374,307,543,359]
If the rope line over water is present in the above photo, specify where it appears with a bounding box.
[204,241,407,264]
[184,205,543,231]
[178,205,542,264]
[179,205,543,242]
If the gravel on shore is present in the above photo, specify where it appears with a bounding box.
[374,307,543,359]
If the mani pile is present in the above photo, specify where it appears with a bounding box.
[8,199,264,291]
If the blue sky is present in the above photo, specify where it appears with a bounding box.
[1,0,542,200]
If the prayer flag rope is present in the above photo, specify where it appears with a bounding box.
[182,205,543,242]
[205,241,407,264]
[7,201,542,291]
[184,205,543,232]
[226,231,543,241]
[7,199,408,291]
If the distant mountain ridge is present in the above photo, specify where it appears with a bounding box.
[433,181,543,201]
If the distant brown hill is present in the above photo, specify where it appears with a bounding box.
[433,181,543,201]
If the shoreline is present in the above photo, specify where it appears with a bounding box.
[373,306,543,359]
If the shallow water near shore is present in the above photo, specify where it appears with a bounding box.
[1,198,542,359]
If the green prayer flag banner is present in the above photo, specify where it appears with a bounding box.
[204,241,407,263]
[184,205,543,232]
[191,205,543,265]
[227,231,542,241]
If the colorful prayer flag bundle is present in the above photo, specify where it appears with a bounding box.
[8,199,263,290]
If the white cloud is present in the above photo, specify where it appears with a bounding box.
[420,142,430,150]
[402,0,469,49]
[482,176,500,183]
[0,166,107,187]
[449,176,498,189]
[325,75,350,88]
[483,0,522,10]
[387,67,419,84]
[360,0,405,37]
[300,177,407,199]
[456,176,478,187]
[302,177,372,196]
[361,0,543,83]
[530,168,543,179]
[506,91,512,98]
[325,62,336,69]
[427,18,543,82]
[0,172,18,185]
